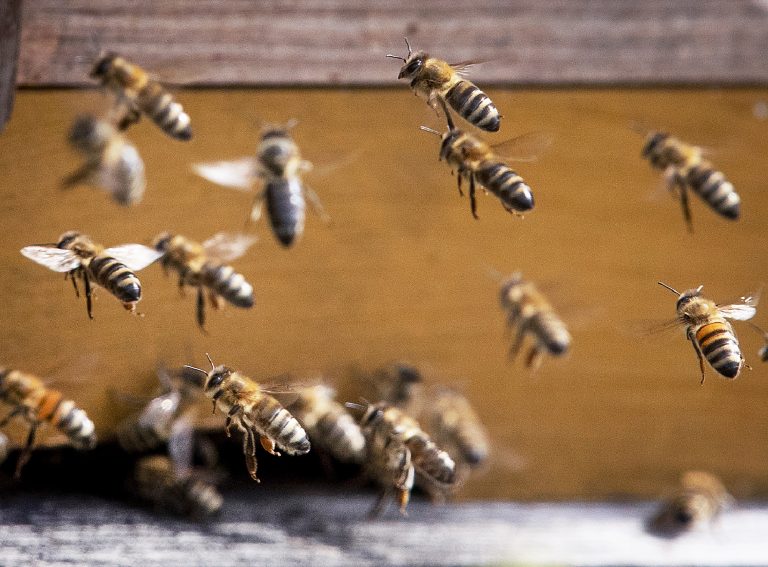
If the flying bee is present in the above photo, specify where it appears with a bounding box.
[371,362,424,412]
[350,400,456,516]
[0,367,97,478]
[130,455,223,519]
[21,231,163,319]
[745,322,768,362]
[499,272,572,370]
[427,388,489,470]
[152,232,256,330]
[90,52,192,140]
[184,355,310,482]
[641,130,740,232]
[647,471,732,537]
[191,121,328,247]
[387,38,501,132]
[421,100,546,219]
[62,114,146,206]
[658,282,758,382]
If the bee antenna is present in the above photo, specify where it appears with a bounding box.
[419,125,441,137]
[205,353,215,371]
[695,284,704,293]
[183,365,207,376]
[657,281,681,296]
[403,37,412,57]
[344,401,365,411]
[385,54,407,62]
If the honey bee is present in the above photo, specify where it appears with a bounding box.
[641,131,740,232]
[658,282,757,382]
[387,38,501,132]
[0,367,97,477]
[421,101,540,219]
[351,400,456,516]
[21,231,163,319]
[90,52,192,140]
[371,362,424,412]
[62,114,146,206]
[746,322,768,362]
[647,471,732,537]
[192,121,328,247]
[499,272,571,369]
[184,355,310,482]
[153,232,257,330]
[285,384,366,465]
[426,388,489,470]
[131,455,223,519]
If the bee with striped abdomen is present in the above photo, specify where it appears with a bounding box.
[153,232,256,330]
[0,367,96,477]
[21,231,163,319]
[192,121,328,247]
[641,131,740,232]
[499,272,572,370]
[184,355,310,482]
[62,114,146,206]
[90,52,192,140]
[387,38,501,132]
[371,362,424,412]
[658,282,757,382]
[427,388,489,470]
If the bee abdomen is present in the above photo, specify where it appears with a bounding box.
[139,83,192,141]
[111,145,146,206]
[201,262,254,308]
[531,312,571,355]
[179,477,224,517]
[89,254,142,303]
[686,165,740,220]
[256,398,311,455]
[444,80,500,132]
[266,179,306,247]
[696,322,742,378]
[116,421,164,453]
[316,411,366,463]
[406,435,456,485]
[476,162,535,212]
[48,398,97,449]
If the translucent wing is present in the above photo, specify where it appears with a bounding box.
[104,244,164,271]
[168,416,195,478]
[448,60,485,77]
[191,157,257,191]
[202,232,258,263]
[717,290,760,321]
[491,132,554,162]
[20,246,82,272]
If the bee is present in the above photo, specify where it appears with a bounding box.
[421,101,538,219]
[0,368,97,477]
[427,388,489,470]
[658,282,757,382]
[285,384,366,465]
[184,355,310,482]
[152,232,257,330]
[371,362,424,412]
[21,231,163,319]
[131,455,223,519]
[0,431,8,466]
[746,322,768,362]
[499,272,571,369]
[191,121,328,247]
[641,131,740,232]
[351,401,456,516]
[387,38,501,132]
[62,114,146,206]
[90,52,192,140]
[647,471,732,537]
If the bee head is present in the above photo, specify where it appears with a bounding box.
[499,271,524,301]
[676,285,704,311]
[56,231,83,249]
[386,37,424,79]
[392,363,422,385]
[90,52,117,79]
[206,365,232,391]
[641,131,668,158]
[152,232,173,253]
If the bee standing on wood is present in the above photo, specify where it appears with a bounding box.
[62,114,146,206]
[387,38,501,132]
[658,282,757,382]
[153,232,256,330]
[184,355,310,482]
[0,367,96,477]
[21,231,163,319]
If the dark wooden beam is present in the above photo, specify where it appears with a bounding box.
[0,0,22,131]
[16,1,768,87]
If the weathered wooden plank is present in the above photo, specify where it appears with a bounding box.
[17,0,768,86]
[0,0,22,131]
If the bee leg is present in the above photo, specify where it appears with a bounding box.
[196,286,207,332]
[525,345,544,371]
[368,489,391,519]
[397,488,410,517]
[0,406,27,428]
[61,163,96,189]
[245,190,266,229]
[224,404,242,437]
[83,270,94,320]
[469,176,479,220]
[456,172,464,197]
[112,98,141,131]
[508,325,526,361]
[678,183,694,234]
[243,428,260,483]
[208,291,222,311]
[14,419,39,479]
[259,435,281,457]
[66,271,80,298]
[687,330,707,384]
[304,185,331,224]
[177,276,186,297]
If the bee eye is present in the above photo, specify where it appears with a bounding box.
[405,59,423,74]
[207,373,225,388]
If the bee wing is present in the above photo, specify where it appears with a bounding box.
[191,157,257,191]
[202,232,258,262]
[168,416,195,478]
[491,132,554,163]
[104,244,164,271]
[100,144,146,206]
[620,317,685,338]
[448,60,486,77]
[20,246,82,272]
[718,290,760,321]
[136,391,182,431]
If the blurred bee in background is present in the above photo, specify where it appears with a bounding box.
[90,52,192,141]
[421,101,546,219]
[192,121,329,247]
[0,431,8,466]
[370,362,424,413]
[658,282,757,382]
[21,231,163,319]
[499,272,572,370]
[641,130,740,232]
[153,232,256,331]
[350,400,456,516]
[62,114,146,206]
[130,455,223,519]
[426,388,489,472]
[184,355,310,482]
[746,322,768,362]
[647,471,732,537]
[0,367,97,478]
[387,38,501,132]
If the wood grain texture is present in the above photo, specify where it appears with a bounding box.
[0,0,22,131]
[17,0,768,86]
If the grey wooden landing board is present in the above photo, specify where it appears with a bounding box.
[2,488,768,566]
